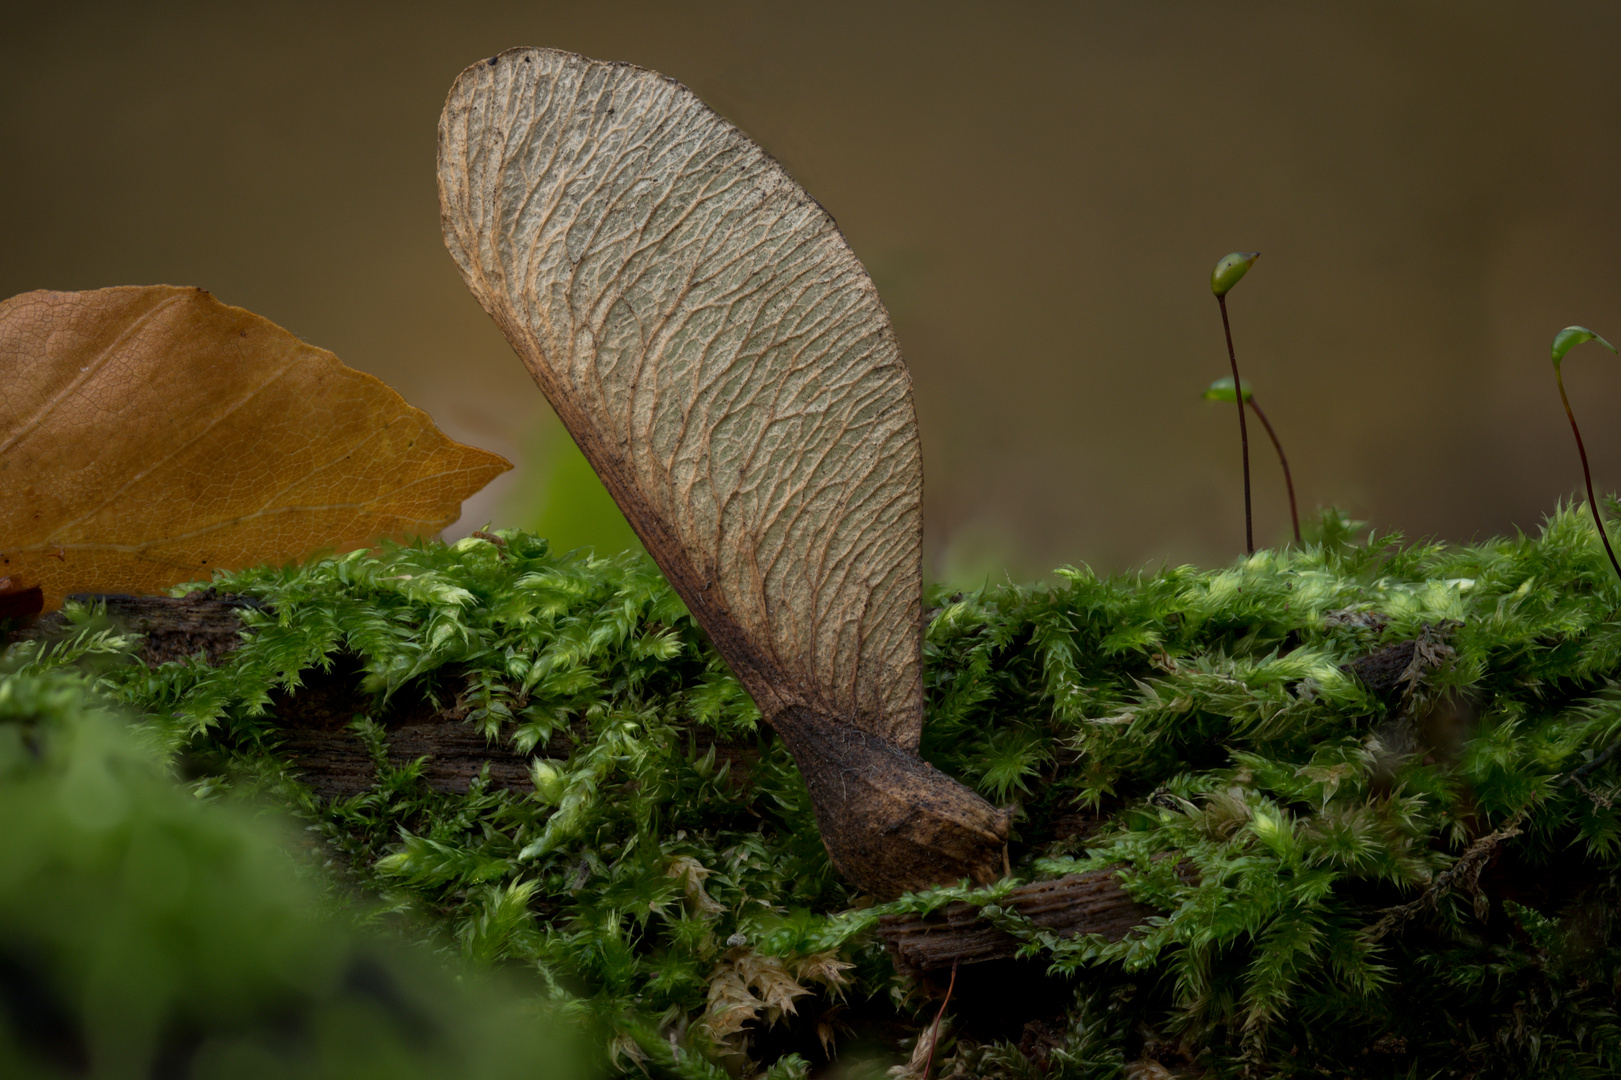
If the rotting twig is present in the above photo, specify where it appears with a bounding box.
[1563,739,1621,789]
[1363,812,1527,942]
[1364,738,1621,941]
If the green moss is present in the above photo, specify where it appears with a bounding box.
[13,505,1621,1078]
[0,635,578,1079]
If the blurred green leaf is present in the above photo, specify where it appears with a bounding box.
[508,421,643,558]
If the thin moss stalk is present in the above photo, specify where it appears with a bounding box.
[1552,325,1621,583]
[1211,252,1260,555]
[1203,376,1300,544]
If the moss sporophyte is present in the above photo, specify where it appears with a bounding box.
[1211,251,1261,555]
[1551,325,1621,583]
[1203,376,1300,544]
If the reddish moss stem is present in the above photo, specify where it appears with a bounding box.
[1246,396,1300,544]
[1557,369,1621,582]
[922,958,958,1080]
[1218,295,1254,555]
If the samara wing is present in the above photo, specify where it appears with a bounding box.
[438,48,924,750]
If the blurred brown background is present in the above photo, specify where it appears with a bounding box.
[6,2,1621,582]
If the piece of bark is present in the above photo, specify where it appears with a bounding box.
[264,659,542,799]
[5,589,262,666]
[1342,640,1418,700]
[0,591,751,801]
[877,863,1195,976]
[267,660,765,800]
[1341,621,1459,704]
[274,721,538,799]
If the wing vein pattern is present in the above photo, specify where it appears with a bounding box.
[439,48,924,749]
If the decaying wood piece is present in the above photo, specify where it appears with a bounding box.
[878,863,1197,975]
[274,701,763,801]
[7,590,264,666]
[271,723,537,799]
[437,47,1008,897]
[3,592,766,803]
[2,593,539,797]
[262,659,543,799]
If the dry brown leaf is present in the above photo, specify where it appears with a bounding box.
[734,950,809,1023]
[607,1032,648,1073]
[887,1014,952,1080]
[697,946,812,1049]
[0,286,509,608]
[667,855,726,916]
[794,950,854,997]
[814,1004,849,1059]
[699,965,763,1044]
